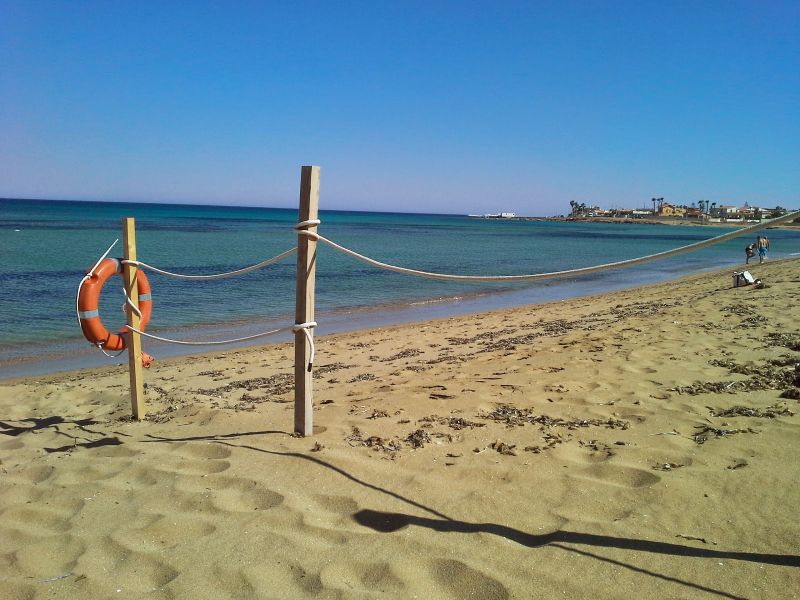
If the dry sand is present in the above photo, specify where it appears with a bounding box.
[2,260,799,599]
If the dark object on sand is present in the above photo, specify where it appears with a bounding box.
[732,270,755,287]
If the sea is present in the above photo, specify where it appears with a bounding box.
[2,198,798,379]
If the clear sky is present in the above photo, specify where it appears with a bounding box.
[1,1,798,216]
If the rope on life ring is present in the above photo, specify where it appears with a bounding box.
[78,258,153,351]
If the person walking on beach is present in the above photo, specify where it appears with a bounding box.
[756,235,770,263]
[745,243,756,264]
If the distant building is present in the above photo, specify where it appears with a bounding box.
[684,207,702,218]
[659,203,686,217]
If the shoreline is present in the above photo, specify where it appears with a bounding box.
[0,253,771,380]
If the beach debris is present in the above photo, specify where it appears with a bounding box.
[380,349,423,361]
[650,430,679,436]
[676,534,716,545]
[579,439,613,454]
[672,357,797,395]
[523,445,542,453]
[36,572,74,583]
[429,393,455,400]
[418,415,485,430]
[480,404,629,431]
[314,362,354,375]
[692,424,756,444]
[310,442,324,452]
[765,332,800,352]
[610,301,677,318]
[346,427,402,453]
[727,459,748,470]
[348,341,373,349]
[347,373,377,383]
[346,427,364,446]
[198,369,227,379]
[196,373,293,398]
[446,328,516,346]
[446,452,462,458]
[405,429,431,449]
[489,440,517,455]
[652,462,684,471]
[707,404,793,418]
[768,356,798,367]
[367,409,389,419]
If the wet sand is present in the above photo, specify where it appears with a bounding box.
[1,259,799,599]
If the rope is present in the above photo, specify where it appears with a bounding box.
[124,287,142,318]
[124,321,317,370]
[293,321,317,371]
[96,343,126,358]
[300,211,800,282]
[125,324,291,345]
[75,239,119,331]
[121,247,297,280]
[296,219,321,230]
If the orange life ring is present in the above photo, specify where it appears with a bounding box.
[78,258,153,351]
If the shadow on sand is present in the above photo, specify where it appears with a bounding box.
[142,431,799,599]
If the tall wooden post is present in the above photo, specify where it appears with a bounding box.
[122,217,146,419]
[294,166,320,436]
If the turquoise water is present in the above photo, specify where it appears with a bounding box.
[2,198,798,378]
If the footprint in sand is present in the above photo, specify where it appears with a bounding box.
[318,561,407,595]
[312,494,359,515]
[575,463,661,488]
[208,477,284,512]
[74,536,179,593]
[2,499,84,535]
[10,464,55,484]
[174,442,233,460]
[432,559,510,600]
[13,533,86,578]
[113,514,216,552]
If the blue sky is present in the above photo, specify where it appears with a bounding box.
[1,1,798,215]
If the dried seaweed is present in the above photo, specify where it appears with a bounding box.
[347,373,377,383]
[379,349,423,362]
[765,332,800,352]
[405,429,431,448]
[708,404,793,418]
[489,440,517,455]
[692,424,756,444]
[480,404,629,430]
[196,373,293,397]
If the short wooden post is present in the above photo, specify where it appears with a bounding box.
[294,166,320,436]
[122,217,146,419]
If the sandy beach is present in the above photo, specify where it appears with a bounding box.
[2,259,798,599]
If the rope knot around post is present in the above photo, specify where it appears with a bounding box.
[295,219,321,240]
[292,321,317,371]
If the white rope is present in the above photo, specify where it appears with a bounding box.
[124,321,318,371]
[75,239,119,332]
[295,219,321,230]
[96,343,126,358]
[124,287,142,318]
[303,211,800,282]
[125,324,292,345]
[121,247,297,280]
[293,321,317,371]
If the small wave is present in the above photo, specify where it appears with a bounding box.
[409,296,462,306]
